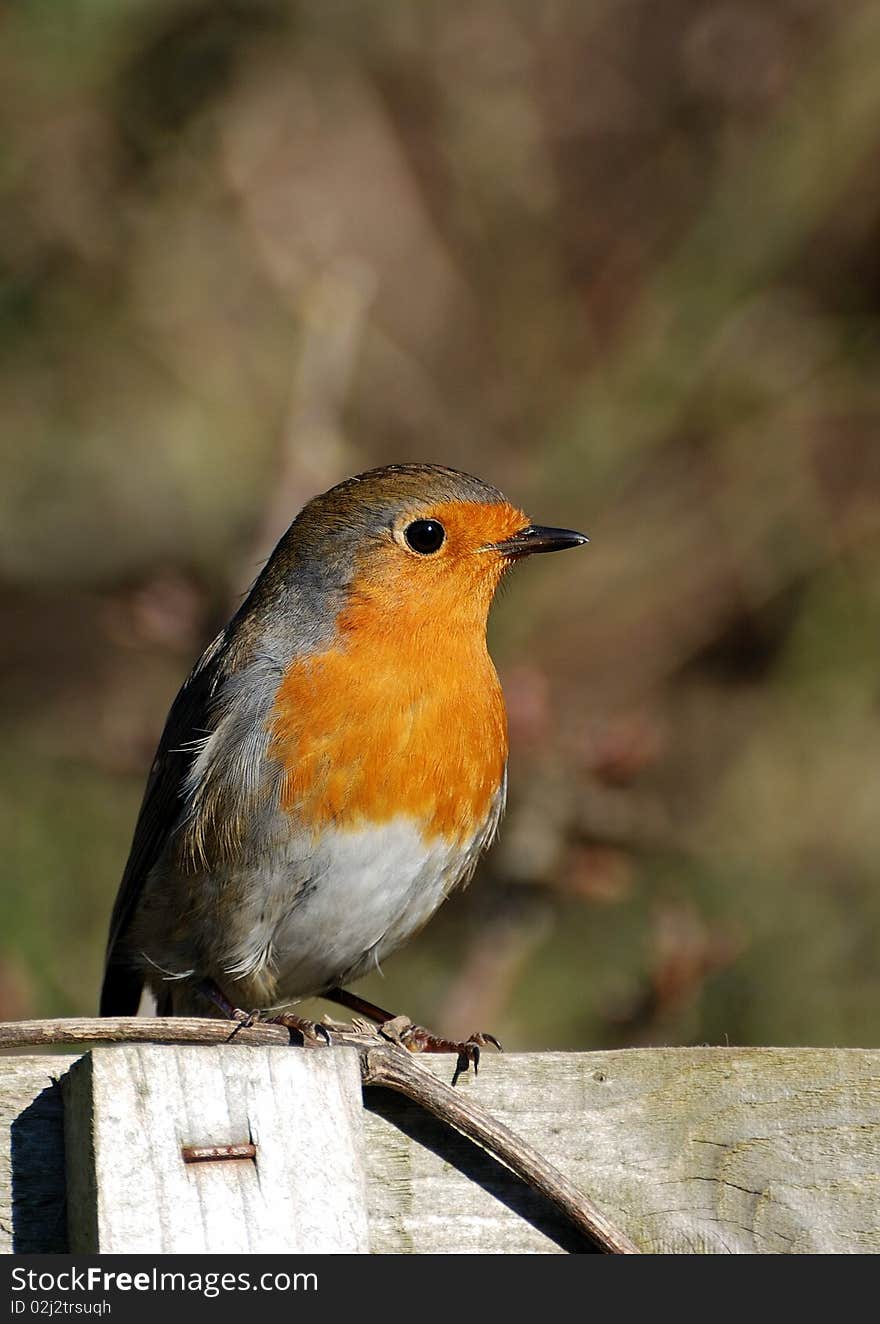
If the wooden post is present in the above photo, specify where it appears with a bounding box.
[4,1045,880,1253]
[61,1045,369,1254]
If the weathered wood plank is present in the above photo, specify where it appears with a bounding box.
[3,1047,880,1253]
[363,1048,880,1254]
[63,1046,369,1253]
[0,1055,77,1253]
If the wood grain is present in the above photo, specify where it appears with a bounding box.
[362,1047,880,1254]
[4,1046,880,1253]
[359,1044,638,1252]
[63,1046,369,1253]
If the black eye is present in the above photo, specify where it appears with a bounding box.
[404,519,446,554]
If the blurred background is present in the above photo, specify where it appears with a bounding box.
[2,0,880,1051]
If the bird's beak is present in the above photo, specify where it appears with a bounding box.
[490,525,590,558]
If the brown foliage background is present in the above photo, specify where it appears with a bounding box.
[3,0,880,1049]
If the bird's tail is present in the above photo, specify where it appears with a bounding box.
[98,960,144,1017]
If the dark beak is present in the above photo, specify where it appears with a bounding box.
[492,524,589,558]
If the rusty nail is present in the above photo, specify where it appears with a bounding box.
[181,1143,257,1164]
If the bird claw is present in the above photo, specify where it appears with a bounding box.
[378,1016,502,1085]
[268,1012,332,1046]
[449,1033,504,1087]
[225,1004,331,1046]
[229,1006,262,1030]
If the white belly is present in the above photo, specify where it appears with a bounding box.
[221,816,474,1001]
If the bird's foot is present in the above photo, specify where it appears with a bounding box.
[378,1014,502,1086]
[228,1005,331,1046]
[196,981,330,1046]
[263,1010,332,1046]
[320,987,502,1084]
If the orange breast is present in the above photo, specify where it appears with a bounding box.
[268,596,508,846]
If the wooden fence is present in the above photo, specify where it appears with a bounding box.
[3,1038,880,1253]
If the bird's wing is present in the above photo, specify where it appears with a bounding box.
[100,628,284,1013]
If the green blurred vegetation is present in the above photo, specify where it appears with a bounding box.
[2,0,880,1050]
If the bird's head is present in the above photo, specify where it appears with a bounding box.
[281,464,588,635]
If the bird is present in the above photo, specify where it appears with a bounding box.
[100,463,588,1072]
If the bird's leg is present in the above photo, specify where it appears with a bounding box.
[322,987,397,1025]
[195,978,330,1044]
[324,986,502,1085]
[195,979,254,1023]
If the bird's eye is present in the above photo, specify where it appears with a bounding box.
[404,519,446,554]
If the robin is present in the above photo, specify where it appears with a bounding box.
[100,464,587,1073]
